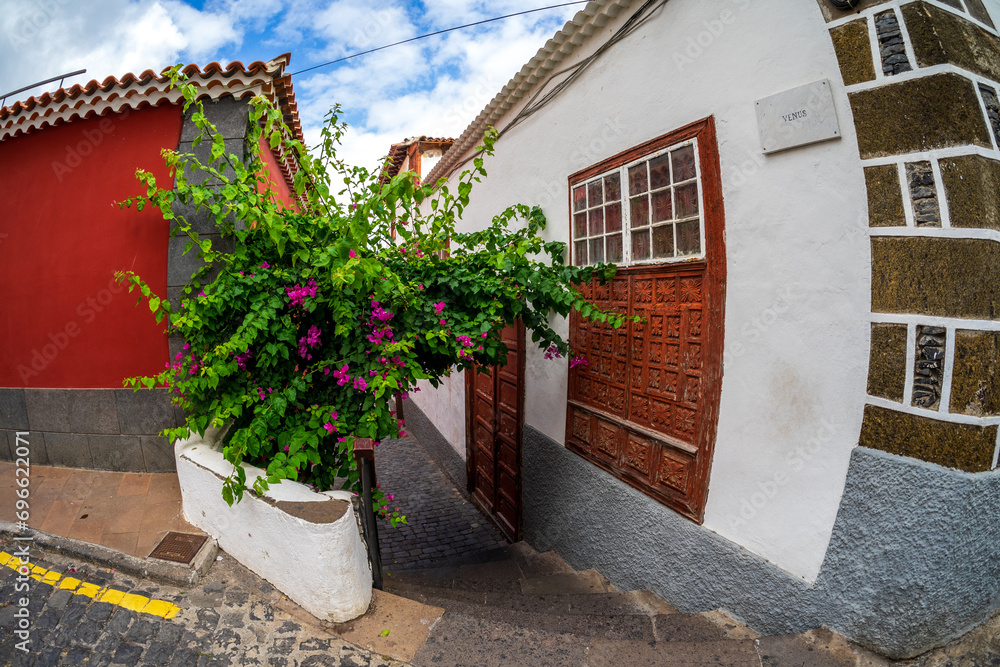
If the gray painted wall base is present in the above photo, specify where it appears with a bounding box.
[521,424,1000,659]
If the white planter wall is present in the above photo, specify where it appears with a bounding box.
[175,430,372,622]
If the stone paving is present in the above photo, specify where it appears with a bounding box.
[373,436,507,571]
[0,541,402,667]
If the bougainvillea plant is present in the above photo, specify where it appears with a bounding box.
[117,67,630,525]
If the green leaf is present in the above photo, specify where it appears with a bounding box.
[379,629,390,637]
[211,134,226,162]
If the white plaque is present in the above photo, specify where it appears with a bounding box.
[755,79,841,154]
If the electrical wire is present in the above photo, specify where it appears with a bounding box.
[438,0,669,179]
[287,1,591,79]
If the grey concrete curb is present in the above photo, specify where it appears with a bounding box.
[0,520,218,587]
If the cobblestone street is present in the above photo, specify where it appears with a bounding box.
[374,435,507,571]
[0,543,400,667]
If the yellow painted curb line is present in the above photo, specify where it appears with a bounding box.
[1,551,181,619]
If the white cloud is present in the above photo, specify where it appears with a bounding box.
[0,0,241,98]
[0,0,582,172]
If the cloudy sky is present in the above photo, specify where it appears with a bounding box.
[0,0,583,169]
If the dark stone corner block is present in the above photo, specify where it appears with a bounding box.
[140,436,176,473]
[116,388,182,435]
[830,20,877,86]
[0,389,29,431]
[849,73,992,159]
[89,435,145,473]
[25,389,119,435]
[179,96,251,143]
[42,432,93,468]
[858,403,997,471]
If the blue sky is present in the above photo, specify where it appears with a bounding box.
[0,0,582,168]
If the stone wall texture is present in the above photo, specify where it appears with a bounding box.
[830,20,877,85]
[811,1,1000,650]
[939,154,1000,230]
[849,73,993,158]
[867,323,907,402]
[0,388,181,472]
[864,164,905,227]
[871,236,1000,319]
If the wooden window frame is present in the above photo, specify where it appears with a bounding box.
[565,117,726,523]
[571,138,705,267]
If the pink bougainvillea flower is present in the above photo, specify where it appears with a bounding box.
[332,364,350,386]
[433,302,445,315]
[353,376,368,392]
[324,367,331,375]
[261,261,270,269]
[286,279,318,307]
[323,422,336,434]
[544,344,563,360]
[349,249,357,258]
[439,319,446,326]
[570,355,588,369]
[330,410,338,420]
[306,325,321,347]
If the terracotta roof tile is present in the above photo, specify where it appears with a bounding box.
[0,53,304,144]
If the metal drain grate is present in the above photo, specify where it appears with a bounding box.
[148,532,208,564]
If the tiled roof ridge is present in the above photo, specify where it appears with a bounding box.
[380,136,456,184]
[0,53,303,144]
[424,0,634,186]
[394,135,456,145]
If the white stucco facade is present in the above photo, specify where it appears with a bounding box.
[414,0,872,582]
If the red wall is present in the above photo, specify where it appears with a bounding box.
[258,133,298,208]
[0,105,182,388]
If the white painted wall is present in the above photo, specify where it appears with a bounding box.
[418,0,871,582]
[412,376,466,459]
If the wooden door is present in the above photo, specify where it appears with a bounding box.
[466,322,524,541]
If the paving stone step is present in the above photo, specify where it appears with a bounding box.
[521,568,617,595]
[411,609,761,667]
[436,601,736,644]
[426,601,662,642]
[387,558,525,593]
[385,580,671,617]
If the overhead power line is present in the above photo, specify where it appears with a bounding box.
[287,1,591,78]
